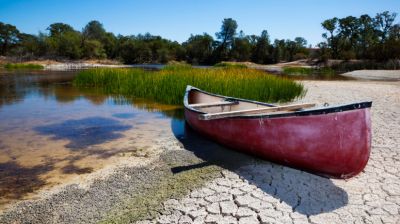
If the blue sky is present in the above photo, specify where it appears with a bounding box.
[0,0,399,46]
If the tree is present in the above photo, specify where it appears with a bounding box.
[375,11,397,43]
[82,20,106,41]
[337,16,360,60]
[0,22,20,55]
[45,22,83,59]
[294,37,307,47]
[47,23,74,37]
[57,31,82,59]
[102,32,117,58]
[82,39,106,59]
[285,40,297,61]
[358,14,378,58]
[321,11,398,61]
[216,18,238,48]
[272,39,286,63]
[81,21,108,59]
[183,33,214,64]
[215,18,238,61]
[321,17,339,58]
[338,16,360,46]
[14,33,39,59]
[230,30,252,61]
[293,37,309,60]
[251,30,271,64]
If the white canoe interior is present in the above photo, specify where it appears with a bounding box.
[187,89,316,120]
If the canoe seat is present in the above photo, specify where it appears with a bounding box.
[189,100,239,109]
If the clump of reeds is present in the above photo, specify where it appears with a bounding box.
[3,63,44,69]
[73,65,305,105]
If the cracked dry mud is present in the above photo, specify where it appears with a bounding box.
[141,81,400,224]
[0,80,399,224]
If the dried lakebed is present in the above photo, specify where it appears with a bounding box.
[0,76,399,223]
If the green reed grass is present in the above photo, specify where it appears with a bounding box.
[73,65,305,105]
[3,63,44,69]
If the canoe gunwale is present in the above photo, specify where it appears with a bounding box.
[184,85,372,119]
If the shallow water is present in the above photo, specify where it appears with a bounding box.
[0,68,352,209]
[0,69,185,207]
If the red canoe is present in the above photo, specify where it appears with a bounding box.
[184,85,372,179]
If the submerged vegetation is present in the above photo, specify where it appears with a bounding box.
[3,63,44,69]
[73,66,305,105]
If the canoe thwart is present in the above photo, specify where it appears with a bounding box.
[199,103,316,120]
[189,100,239,108]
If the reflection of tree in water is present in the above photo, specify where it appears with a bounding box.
[110,95,184,119]
[49,86,106,105]
[1,70,185,120]
[0,75,29,107]
[0,70,77,107]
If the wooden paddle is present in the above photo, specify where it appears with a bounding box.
[199,103,316,120]
[189,101,238,108]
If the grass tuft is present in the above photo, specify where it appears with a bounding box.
[73,65,305,105]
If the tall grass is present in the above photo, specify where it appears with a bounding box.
[73,65,305,105]
[3,63,44,69]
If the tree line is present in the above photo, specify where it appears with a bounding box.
[319,11,400,61]
[0,19,309,65]
[0,11,399,65]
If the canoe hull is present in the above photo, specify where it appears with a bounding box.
[185,106,371,178]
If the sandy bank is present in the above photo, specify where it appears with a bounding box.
[341,70,400,81]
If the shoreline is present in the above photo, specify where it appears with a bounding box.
[1,79,399,223]
[2,59,400,81]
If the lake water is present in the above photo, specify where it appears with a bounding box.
[0,67,351,209]
[0,69,186,208]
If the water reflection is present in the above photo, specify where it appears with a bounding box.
[112,113,137,119]
[0,69,183,119]
[0,70,77,108]
[0,161,53,202]
[35,117,132,150]
[0,69,184,207]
